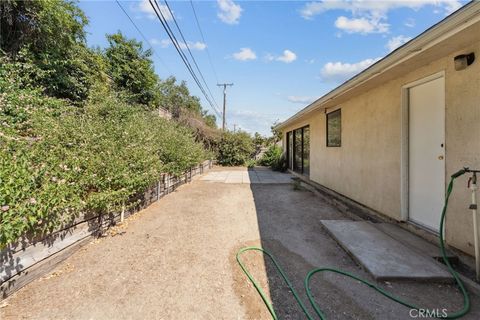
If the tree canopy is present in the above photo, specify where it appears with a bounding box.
[104,32,161,107]
[0,0,223,247]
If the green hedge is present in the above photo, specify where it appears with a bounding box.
[258,144,287,172]
[217,131,255,166]
[0,64,207,247]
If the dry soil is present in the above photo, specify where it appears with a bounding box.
[1,167,479,319]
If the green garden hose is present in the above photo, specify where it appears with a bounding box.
[236,172,471,319]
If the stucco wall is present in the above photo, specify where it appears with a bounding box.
[282,41,480,255]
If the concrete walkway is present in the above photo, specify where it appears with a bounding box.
[1,167,479,319]
[200,166,292,184]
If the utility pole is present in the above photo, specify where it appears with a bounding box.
[217,83,233,131]
[233,124,237,133]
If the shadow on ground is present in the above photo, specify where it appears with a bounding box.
[245,168,480,320]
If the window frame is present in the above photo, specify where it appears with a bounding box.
[326,109,342,147]
[286,125,310,176]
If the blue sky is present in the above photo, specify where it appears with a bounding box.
[79,0,467,135]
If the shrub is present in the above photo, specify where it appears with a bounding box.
[245,159,257,168]
[0,0,217,247]
[217,131,254,166]
[258,144,287,172]
[0,74,207,247]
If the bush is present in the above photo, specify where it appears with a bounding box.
[258,144,287,172]
[245,159,256,168]
[217,131,254,166]
[0,72,207,247]
[0,0,218,248]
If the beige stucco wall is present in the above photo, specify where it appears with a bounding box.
[282,40,480,255]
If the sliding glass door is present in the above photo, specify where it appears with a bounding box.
[286,126,310,176]
[303,127,310,175]
[287,131,294,170]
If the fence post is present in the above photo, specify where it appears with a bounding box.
[166,174,170,194]
[156,179,160,201]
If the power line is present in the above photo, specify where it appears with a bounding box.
[189,0,219,84]
[162,0,221,114]
[150,0,221,117]
[149,0,222,118]
[115,0,171,74]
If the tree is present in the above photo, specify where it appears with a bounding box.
[270,120,282,143]
[0,0,105,103]
[104,32,160,107]
[1,0,87,57]
[202,112,217,128]
[158,77,203,116]
[217,131,255,166]
[253,132,265,149]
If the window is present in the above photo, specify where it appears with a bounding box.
[303,127,310,175]
[294,129,302,171]
[326,109,341,147]
[287,131,293,170]
[286,125,310,176]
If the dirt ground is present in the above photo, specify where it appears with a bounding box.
[1,167,480,319]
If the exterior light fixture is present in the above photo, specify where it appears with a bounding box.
[454,52,475,71]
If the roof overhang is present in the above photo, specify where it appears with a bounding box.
[275,1,480,131]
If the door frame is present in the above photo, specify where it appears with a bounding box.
[400,71,445,224]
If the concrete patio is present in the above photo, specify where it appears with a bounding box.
[199,166,292,184]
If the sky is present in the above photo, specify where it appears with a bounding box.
[79,0,468,135]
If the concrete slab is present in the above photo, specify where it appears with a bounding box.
[200,168,292,184]
[249,177,260,184]
[374,223,457,262]
[321,220,453,282]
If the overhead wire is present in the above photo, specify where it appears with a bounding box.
[151,0,221,117]
[115,0,172,74]
[189,0,220,84]
[149,0,222,118]
[161,0,222,115]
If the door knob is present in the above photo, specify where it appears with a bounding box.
[438,155,444,160]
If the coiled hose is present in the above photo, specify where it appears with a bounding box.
[236,172,471,319]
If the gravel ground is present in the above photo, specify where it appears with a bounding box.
[1,167,479,319]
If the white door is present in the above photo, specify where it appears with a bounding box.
[408,76,445,232]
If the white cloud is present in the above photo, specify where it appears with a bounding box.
[150,38,170,47]
[287,96,317,104]
[264,53,275,62]
[276,50,297,63]
[404,18,416,28]
[386,35,412,52]
[443,1,463,14]
[137,0,173,21]
[264,50,297,63]
[300,0,462,34]
[233,48,256,61]
[335,16,389,34]
[320,57,381,83]
[300,0,462,19]
[185,41,207,51]
[217,0,242,24]
[152,39,207,51]
[229,109,283,135]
